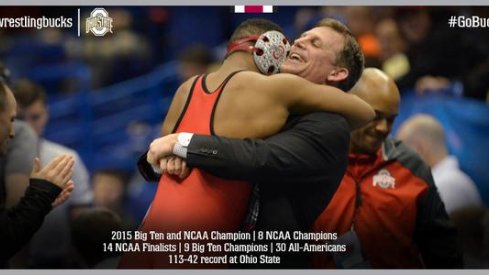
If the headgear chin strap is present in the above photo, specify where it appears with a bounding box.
[226,30,291,75]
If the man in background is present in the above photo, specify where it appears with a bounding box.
[0,79,75,266]
[0,62,37,211]
[312,68,462,268]
[12,79,93,267]
[397,114,482,214]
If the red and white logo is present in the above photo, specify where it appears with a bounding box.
[372,169,396,189]
[86,8,113,37]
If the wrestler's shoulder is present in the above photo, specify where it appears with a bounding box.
[174,75,200,97]
[180,75,200,89]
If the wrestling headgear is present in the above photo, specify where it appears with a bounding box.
[226,30,291,75]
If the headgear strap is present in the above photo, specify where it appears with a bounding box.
[226,35,261,57]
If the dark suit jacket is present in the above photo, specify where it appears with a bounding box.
[185,112,350,231]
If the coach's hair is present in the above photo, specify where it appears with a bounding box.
[12,79,47,108]
[316,18,365,91]
[229,18,283,45]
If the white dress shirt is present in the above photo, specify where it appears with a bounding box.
[432,155,482,214]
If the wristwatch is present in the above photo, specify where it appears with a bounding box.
[172,132,194,158]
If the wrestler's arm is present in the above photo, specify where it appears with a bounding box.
[140,77,195,176]
[141,112,349,182]
[263,73,375,129]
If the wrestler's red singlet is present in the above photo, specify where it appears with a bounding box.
[142,71,252,232]
[119,72,252,268]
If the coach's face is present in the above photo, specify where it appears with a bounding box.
[280,26,347,85]
[0,86,17,156]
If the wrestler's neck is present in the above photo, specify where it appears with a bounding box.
[220,52,259,74]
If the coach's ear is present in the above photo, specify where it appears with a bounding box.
[326,67,348,83]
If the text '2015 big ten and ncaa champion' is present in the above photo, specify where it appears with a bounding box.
[104,230,347,265]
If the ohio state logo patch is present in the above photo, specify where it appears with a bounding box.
[372,169,396,189]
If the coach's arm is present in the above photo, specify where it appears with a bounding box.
[140,112,349,183]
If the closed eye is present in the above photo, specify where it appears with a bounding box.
[312,39,321,48]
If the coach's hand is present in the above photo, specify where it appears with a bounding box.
[147,134,179,167]
[160,156,191,179]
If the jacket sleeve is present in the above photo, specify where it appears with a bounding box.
[186,112,350,183]
[137,152,160,182]
[413,166,464,268]
[0,179,61,261]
